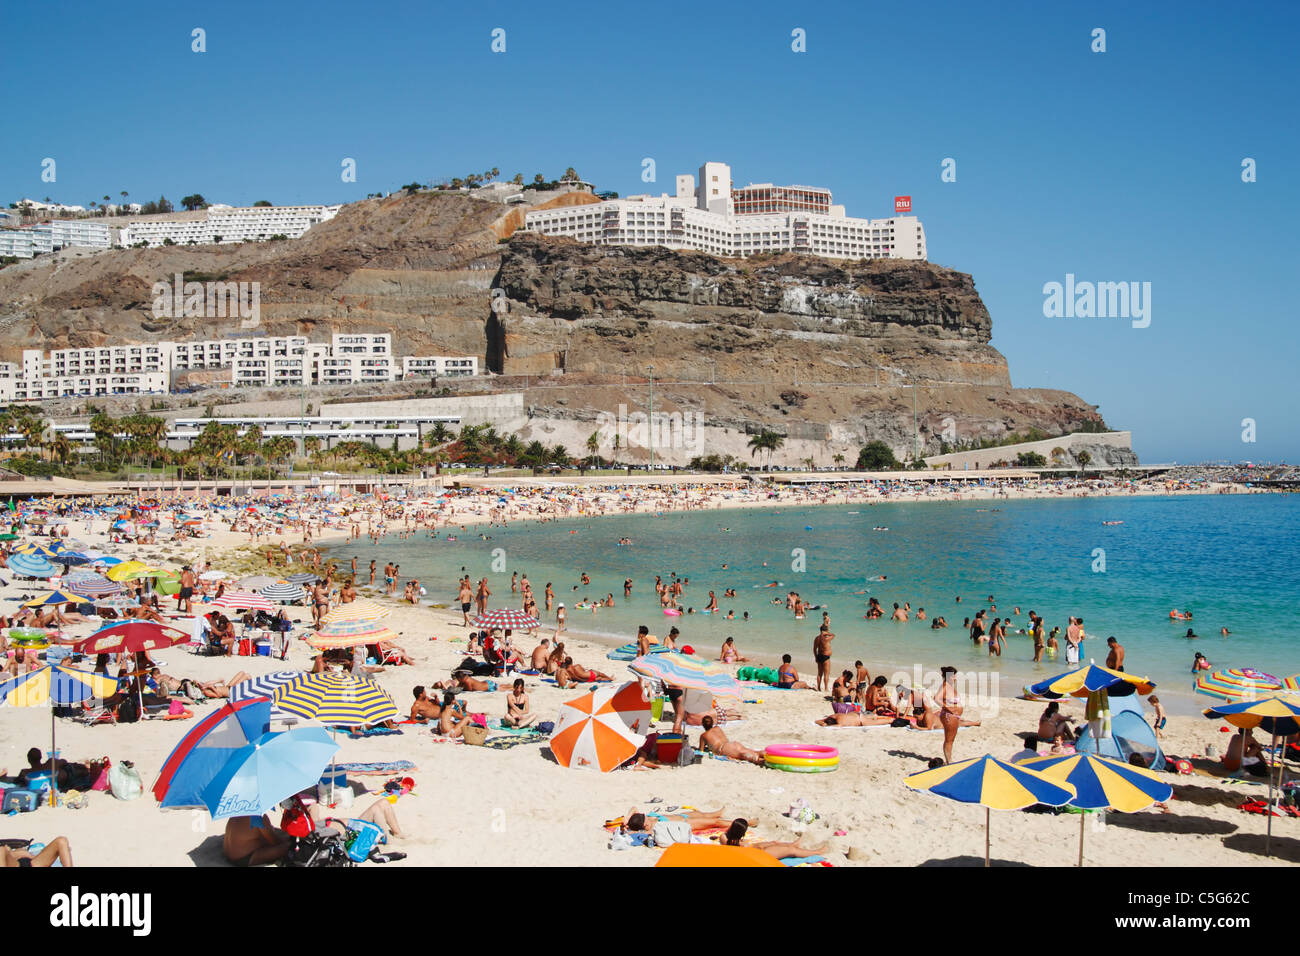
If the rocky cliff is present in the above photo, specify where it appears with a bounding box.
[0,191,1129,464]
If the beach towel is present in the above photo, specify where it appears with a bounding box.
[334,761,418,776]
[484,733,546,751]
[780,855,830,867]
[331,726,404,737]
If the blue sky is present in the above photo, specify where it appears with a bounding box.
[3,0,1296,462]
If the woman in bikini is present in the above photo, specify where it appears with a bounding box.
[938,665,979,763]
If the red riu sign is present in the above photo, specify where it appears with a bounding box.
[894,196,911,213]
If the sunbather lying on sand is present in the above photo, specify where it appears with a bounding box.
[723,819,826,860]
[2,836,74,867]
[816,711,897,727]
[192,671,252,699]
[623,807,733,832]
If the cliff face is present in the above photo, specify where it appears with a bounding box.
[0,192,1127,463]
[491,234,1007,387]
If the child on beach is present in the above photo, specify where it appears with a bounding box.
[1149,695,1167,739]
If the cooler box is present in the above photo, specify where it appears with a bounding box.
[25,771,52,797]
[655,732,685,764]
[317,769,353,810]
[255,641,272,657]
[2,789,38,813]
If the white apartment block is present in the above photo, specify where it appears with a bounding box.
[169,336,309,371]
[122,204,341,247]
[0,371,167,403]
[524,161,926,262]
[0,219,113,258]
[401,356,479,378]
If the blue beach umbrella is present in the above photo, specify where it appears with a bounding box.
[152,698,272,809]
[200,727,338,820]
[8,552,57,578]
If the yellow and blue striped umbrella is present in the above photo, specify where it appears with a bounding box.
[21,588,86,608]
[905,754,1076,867]
[1027,663,1156,700]
[307,619,401,650]
[271,672,399,727]
[1021,752,1173,866]
[0,663,120,807]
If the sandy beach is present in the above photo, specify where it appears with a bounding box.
[1,476,1292,868]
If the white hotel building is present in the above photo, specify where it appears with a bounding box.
[523,161,926,262]
[0,220,113,259]
[121,204,341,247]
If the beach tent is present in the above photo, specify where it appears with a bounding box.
[1074,693,1165,770]
[655,843,783,867]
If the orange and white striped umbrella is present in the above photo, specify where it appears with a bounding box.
[549,681,653,772]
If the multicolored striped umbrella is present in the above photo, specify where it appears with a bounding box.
[237,575,280,590]
[471,608,540,631]
[1194,667,1281,703]
[272,672,400,727]
[628,651,742,697]
[549,681,652,772]
[322,600,391,623]
[1020,752,1174,865]
[307,619,402,650]
[905,754,1077,867]
[208,591,276,613]
[1283,674,1300,692]
[64,573,124,597]
[1026,663,1156,699]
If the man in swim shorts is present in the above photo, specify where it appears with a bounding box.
[813,625,834,692]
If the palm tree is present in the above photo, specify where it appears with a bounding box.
[803,457,815,472]
[585,430,601,470]
[1076,450,1091,472]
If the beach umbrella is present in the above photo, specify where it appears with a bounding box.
[0,663,119,807]
[655,843,784,867]
[80,551,121,566]
[904,754,1077,867]
[1283,674,1300,692]
[272,672,400,727]
[236,575,280,590]
[228,672,300,720]
[322,600,391,623]
[152,698,272,808]
[628,651,743,698]
[15,542,64,558]
[21,588,86,608]
[200,727,339,820]
[471,608,541,631]
[1026,662,1156,699]
[261,581,305,603]
[1019,753,1174,865]
[549,681,652,772]
[1202,694,1300,856]
[8,553,57,578]
[209,591,276,613]
[106,561,154,582]
[285,573,318,585]
[0,533,18,541]
[1194,667,1282,703]
[92,595,138,611]
[76,621,191,655]
[307,618,402,650]
[64,573,123,598]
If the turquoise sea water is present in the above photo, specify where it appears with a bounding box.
[327,494,1299,714]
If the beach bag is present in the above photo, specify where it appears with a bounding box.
[117,696,139,724]
[463,724,489,746]
[536,721,555,735]
[650,820,692,847]
[108,762,143,801]
[2,789,38,813]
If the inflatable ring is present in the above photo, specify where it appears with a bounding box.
[663,609,682,616]
[764,754,840,768]
[764,761,839,773]
[764,744,838,761]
